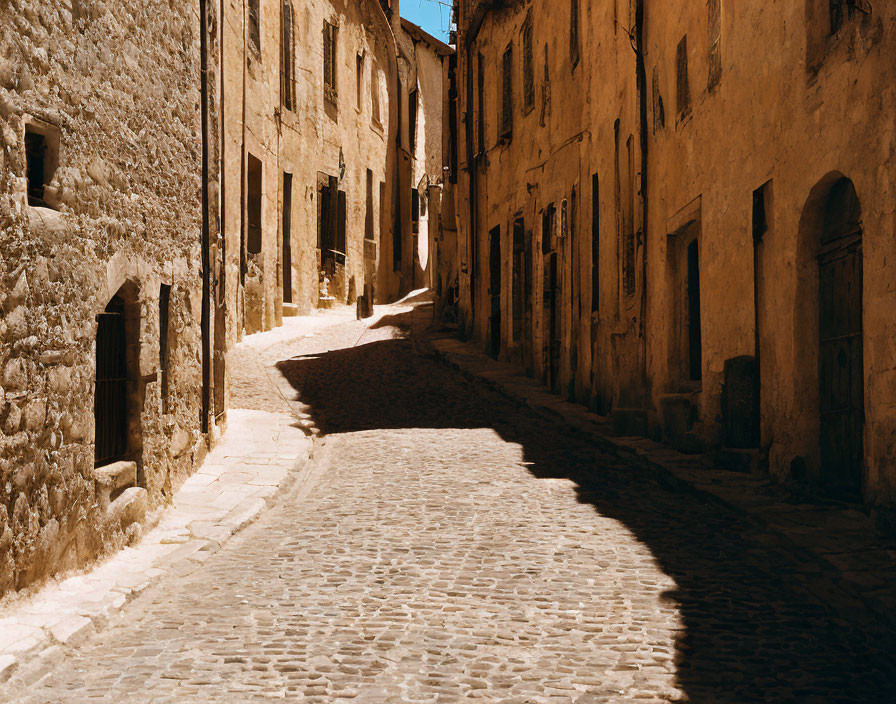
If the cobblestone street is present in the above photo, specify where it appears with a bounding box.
[6,300,896,703]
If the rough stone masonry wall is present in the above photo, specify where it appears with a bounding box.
[0,0,211,598]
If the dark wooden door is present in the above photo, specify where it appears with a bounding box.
[95,296,128,467]
[282,173,293,303]
[489,226,501,359]
[543,252,559,390]
[819,233,863,497]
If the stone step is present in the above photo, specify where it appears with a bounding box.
[107,487,148,530]
[282,303,299,317]
[93,461,137,509]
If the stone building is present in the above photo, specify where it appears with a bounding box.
[448,1,896,508]
[221,0,397,339]
[376,2,454,302]
[0,0,223,598]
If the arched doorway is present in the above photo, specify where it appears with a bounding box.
[817,177,863,497]
[95,295,128,467]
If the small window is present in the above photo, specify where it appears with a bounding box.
[324,21,338,105]
[652,68,665,132]
[281,1,295,110]
[570,0,580,68]
[249,0,261,54]
[500,44,513,139]
[411,189,420,229]
[24,120,59,209]
[676,36,691,119]
[522,16,535,113]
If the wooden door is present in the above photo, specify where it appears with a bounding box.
[818,233,863,497]
[489,226,502,359]
[95,296,128,467]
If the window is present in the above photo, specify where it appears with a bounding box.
[247,154,263,255]
[676,36,690,118]
[522,16,534,113]
[324,21,338,104]
[652,68,665,132]
[540,43,551,127]
[356,54,364,109]
[25,131,49,207]
[570,0,580,68]
[409,89,418,153]
[830,0,850,35]
[411,189,420,227]
[371,62,382,126]
[708,0,721,90]
[249,0,261,53]
[623,135,636,296]
[24,120,59,209]
[281,1,295,110]
[159,284,171,414]
[365,170,375,240]
[500,44,513,139]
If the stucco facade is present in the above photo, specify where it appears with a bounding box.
[449,0,896,507]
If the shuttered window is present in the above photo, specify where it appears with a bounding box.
[500,44,513,139]
[676,36,690,118]
[324,21,338,104]
[281,1,295,110]
[522,17,534,113]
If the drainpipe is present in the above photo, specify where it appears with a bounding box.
[199,0,211,435]
[634,0,649,395]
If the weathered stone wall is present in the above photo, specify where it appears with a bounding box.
[644,2,896,502]
[222,0,396,336]
[0,0,217,598]
[450,1,896,505]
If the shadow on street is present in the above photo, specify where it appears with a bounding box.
[275,303,896,703]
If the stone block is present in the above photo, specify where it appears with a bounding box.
[93,460,137,508]
[107,487,148,529]
[47,614,94,647]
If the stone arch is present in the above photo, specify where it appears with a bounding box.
[794,171,865,496]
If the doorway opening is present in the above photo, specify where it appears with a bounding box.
[818,177,864,497]
[488,225,502,359]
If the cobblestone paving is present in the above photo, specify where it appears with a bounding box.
[9,303,896,703]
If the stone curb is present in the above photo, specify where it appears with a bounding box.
[0,414,317,693]
[419,330,896,635]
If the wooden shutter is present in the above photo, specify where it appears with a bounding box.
[336,189,346,255]
[501,45,513,137]
[676,36,690,117]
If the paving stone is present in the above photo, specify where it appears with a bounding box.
[3,302,895,703]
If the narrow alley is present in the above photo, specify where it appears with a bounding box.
[4,299,894,703]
